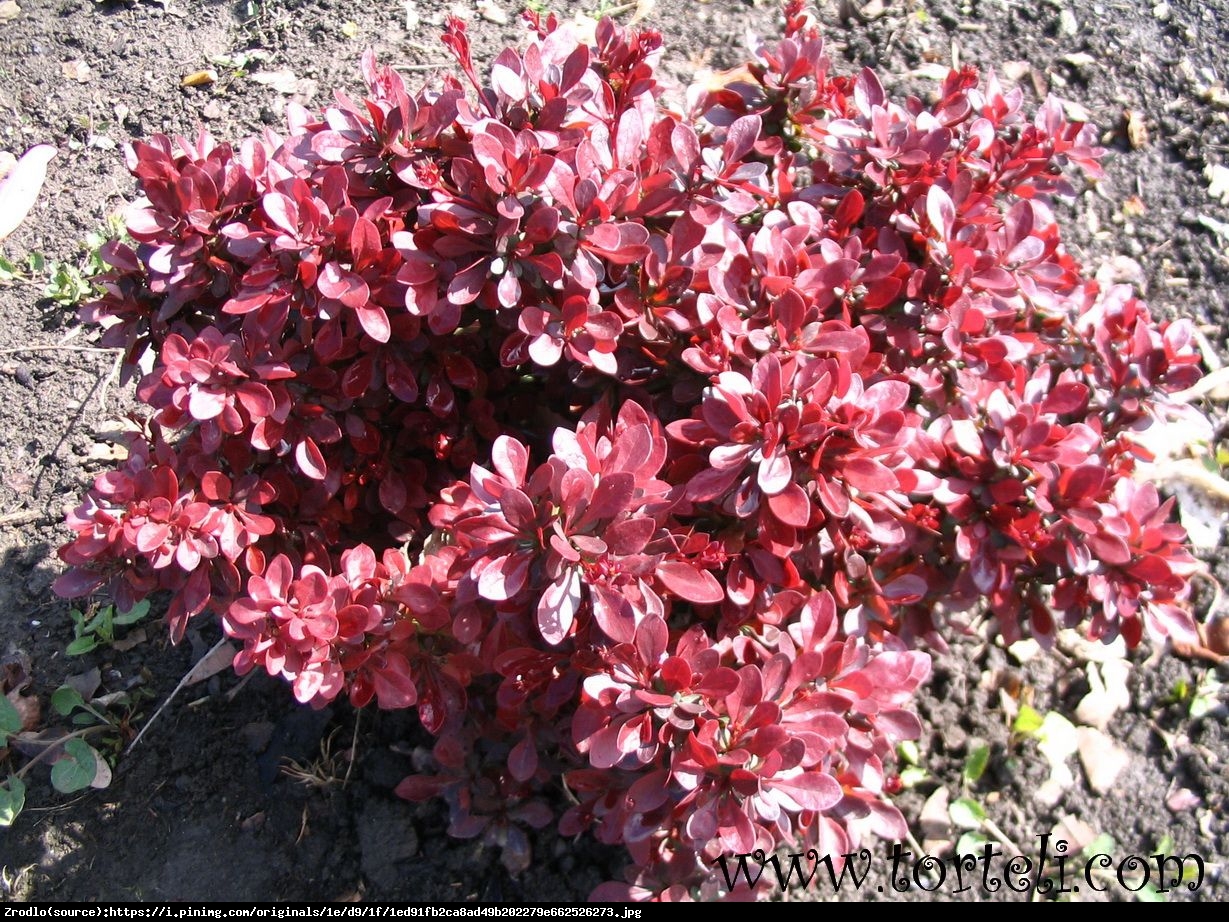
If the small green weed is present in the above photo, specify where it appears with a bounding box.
[0,679,142,827]
[67,599,151,656]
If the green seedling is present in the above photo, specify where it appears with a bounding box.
[53,681,148,761]
[963,741,991,784]
[82,213,125,277]
[949,795,987,830]
[1166,677,1191,707]
[67,599,151,656]
[0,696,24,740]
[207,49,272,78]
[0,682,129,827]
[1012,703,1045,737]
[43,260,93,307]
[0,697,25,825]
[896,739,928,789]
[1165,672,1225,718]
[2,214,125,306]
[0,252,49,285]
[1080,834,1167,901]
[1188,672,1224,719]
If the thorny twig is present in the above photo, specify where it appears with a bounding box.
[127,637,231,752]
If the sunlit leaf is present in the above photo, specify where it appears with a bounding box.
[50,685,86,717]
[0,696,21,739]
[949,797,987,830]
[112,599,151,626]
[963,742,990,784]
[0,776,26,826]
[50,738,99,793]
[1013,704,1044,736]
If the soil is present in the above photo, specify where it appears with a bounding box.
[0,0,1227,904]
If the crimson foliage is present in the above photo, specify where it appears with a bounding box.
[56,2,1202,899]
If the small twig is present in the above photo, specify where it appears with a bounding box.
[127,637,230,752]
[882,27,900,60]
[593,1,638,16]
[1148,719,1180,756]
[224,669,255,703]
[14,725,110,780]
[97,350,124,414]
[56,325,87,346]
[981,816,1025,858]
[0,509,43,527]
[20,793,92,814]
[343,709,361,789]
[0,345,122,356]
[392,63,454,72]
[1193,325,1224,372]
[295,803,310,844]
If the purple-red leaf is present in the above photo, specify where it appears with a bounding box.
[656,562,724,604]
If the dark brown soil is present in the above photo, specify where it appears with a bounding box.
[0,0,1225,903]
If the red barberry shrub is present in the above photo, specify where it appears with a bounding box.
[56,0,1203,900]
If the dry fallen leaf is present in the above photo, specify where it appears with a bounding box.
[1165,781,1203,812]
[64,667,102,702]
[1124,109,1149,149]
[918,785,951,839]
[858,0,886,19]
[1121,194,1147,218]
[181,68,218,88]
[1205,163,1229,205]
[1051,813,1097,852]
[89,753,113,790]
[1172,637,1227,666]
[5,689,39,732]
[911,63,953,82]
[94,417,144,442]
[1062,52,1096,69]
[61,59,92,82]
[629,0,656,22]
[250,69,301,95]
[1061,99,1094,123]
[1001,61,1031,82]
[1206,616,1229,656]
[184,640,237,686]
[0,144,55,242]
[1007,638,1041,663]
[1076,726,1130,794]
[1074,659,1131,731]
[476,0,507,24]
[10,728,67,760]
[87,442,129,462]
[0,652,32,696]
[1095,254,1145,287]
[1035,711,1078,806]
[110,626,147,653]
